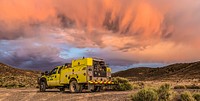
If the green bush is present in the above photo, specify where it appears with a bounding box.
[131,88,158,101]
[193,93,200,101]
[157,84,171,101]
[180,91,195,101]
[174,85,186,89]
[113,77,133,91]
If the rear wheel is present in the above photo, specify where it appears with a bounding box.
[69,80,80,93]
[40,82,46,92]
[91,86,101,92]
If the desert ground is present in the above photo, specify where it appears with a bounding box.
[0,88,136,101]
[0,80,199,101]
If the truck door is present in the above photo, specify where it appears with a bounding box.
[60,67,71,84]
[55,66,63,85]
[48,67,59,86]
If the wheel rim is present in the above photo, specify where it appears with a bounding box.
[73,83,76,90]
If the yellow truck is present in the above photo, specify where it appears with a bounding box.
[38,57,114,93]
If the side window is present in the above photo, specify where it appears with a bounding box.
[51,68,58,74]
[58,66,63,74]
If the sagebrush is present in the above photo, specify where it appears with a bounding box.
[112,77,133,91]
[180,91,195,101]
[157,84,171,101]
[131,88,158,101]
[193,93,200,101]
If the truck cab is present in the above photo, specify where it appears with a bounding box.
[38,57,114,93]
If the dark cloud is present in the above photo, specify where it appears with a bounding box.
[0,21,25,40]
[103,12,120,33]
[0,40,67,71]
[57,13,75,28]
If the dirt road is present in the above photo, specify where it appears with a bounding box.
[0,88,136,101]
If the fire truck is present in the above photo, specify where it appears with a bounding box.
[38,57,114,93]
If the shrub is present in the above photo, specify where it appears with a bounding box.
[132,84,140,89]
[3,83,17,88]
[112,77,133,91]
[174,85,186,89]
[18,83,25,88]
[157,84,171,101]
[180,91,195,101]
[185,84,200,89]
[131,88,158,101]
[193,93,200,101]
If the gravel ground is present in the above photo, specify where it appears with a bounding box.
[0,88,136,101]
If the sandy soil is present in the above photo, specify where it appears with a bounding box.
[0,88,136,101]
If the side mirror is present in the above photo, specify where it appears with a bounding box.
[41,72,44,75]
[45,71,49,75]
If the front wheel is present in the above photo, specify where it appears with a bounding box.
[69,81,80,93]
[40,82,46,92]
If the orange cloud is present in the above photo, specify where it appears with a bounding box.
[0,0,200,67]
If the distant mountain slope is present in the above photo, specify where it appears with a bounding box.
[112,61,200,81]
[0,63,40,88]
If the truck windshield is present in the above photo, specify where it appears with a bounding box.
[93,60,107,77]
[51,68,58,74]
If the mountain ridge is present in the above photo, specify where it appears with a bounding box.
[0,62,40,88]
[112,61,200,81]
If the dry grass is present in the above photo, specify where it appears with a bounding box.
[130,81,200,101]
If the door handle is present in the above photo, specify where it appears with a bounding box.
[55,76,56,78]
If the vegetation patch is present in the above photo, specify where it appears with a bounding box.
[193,93,200,101]
[131,88,158,101]
[157,84,172,101]
[0,63,40,88]
[130,84,176,101]
[0,76,37,88]
[112,77,133,91]
[180,91,195,101]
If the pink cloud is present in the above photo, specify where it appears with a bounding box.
[0,0,200,70]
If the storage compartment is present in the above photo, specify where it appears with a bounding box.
[93,60,107,77]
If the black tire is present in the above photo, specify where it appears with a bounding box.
[91,86,101,92]
[69,80,80,93]
[59,87,65,92]
[79,84,83,93]
[40,82,46,92]
[96,86,101,92]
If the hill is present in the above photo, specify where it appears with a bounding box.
[0,63,40,88]
[112,61,200,81]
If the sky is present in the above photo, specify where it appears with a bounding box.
[0,0,200,72]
